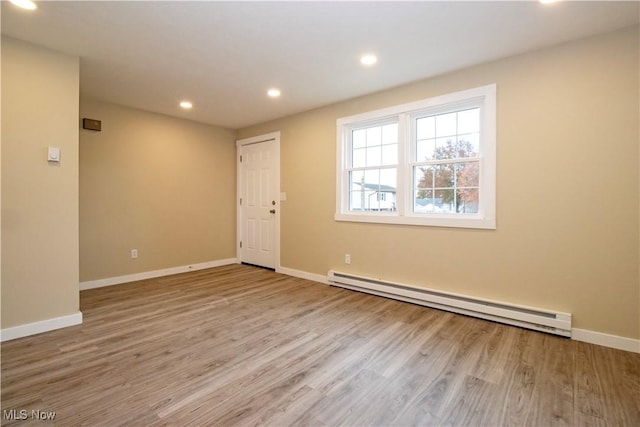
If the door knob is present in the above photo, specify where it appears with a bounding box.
[269,209,276,214]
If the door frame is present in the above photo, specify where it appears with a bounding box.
[236,131,281,269]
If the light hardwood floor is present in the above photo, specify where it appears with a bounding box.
[2,264,639,426]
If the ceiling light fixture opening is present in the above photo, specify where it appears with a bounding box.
[360,54,378,66]
[179,101,193,109]
[267,88,281,98]
[539,0,559,4]
[9,0,37,10]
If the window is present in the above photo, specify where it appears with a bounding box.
[348,121,398,212]
[336,84,496,229]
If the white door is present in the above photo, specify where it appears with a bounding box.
[237,133,280,269]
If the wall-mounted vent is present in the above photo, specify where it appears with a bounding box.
[82,118,101,131]
[327,270,572,337]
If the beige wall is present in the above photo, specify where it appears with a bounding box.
[1,37,80,328]
[238,26,640,340]
[79,99,236,282]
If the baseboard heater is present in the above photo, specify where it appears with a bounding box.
[327,270,572,337]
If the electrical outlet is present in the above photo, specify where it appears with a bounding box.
[131,249,138,259]
[345,254,351,264]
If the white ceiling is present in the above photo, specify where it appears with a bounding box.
[2,1,638,129]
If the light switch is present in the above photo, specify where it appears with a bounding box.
[48,147,61,162]
[280,192,287,201]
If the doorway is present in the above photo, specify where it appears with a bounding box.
[236,132,280,269]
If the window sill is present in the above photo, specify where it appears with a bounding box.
[334,212,496,229]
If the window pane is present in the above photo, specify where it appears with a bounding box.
[414,189,434,212]
[455,162,479,188]
[457,188,479,213]
[349,170,365,211]
[415,166,433,191]
[350,191,364,211]
[366,146,382,167]
[349,170,364,191]
[435,138,455,160]
[435,112,457,137]
[416,138,435,161]
[382,123,398,144]
[457,133,479,158]
[434,163,454,188]
[352,147,366,168]
[417,116,435,140]
[414,166,435,214]
[353,129,366,149]
[380,168,397,190]
[435,189,455,213]
[349,191,360,210]
[380,168,397,211]
[382,144,398,165]
[366,127,381,147]
[457,108,480,134]
[364,169,379,189]
[420,109,480,160]
[348,168,396,212]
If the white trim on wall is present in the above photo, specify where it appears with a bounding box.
[277,266,329,285]
[0,311,83,342]
[572,328,640,354]
[79,258,238,290]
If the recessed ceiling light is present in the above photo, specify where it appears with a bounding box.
[539,0,559,4]
[360,54,378,66]
[9,0,37,10]
[179,101,193,109]
[267,88,281,98]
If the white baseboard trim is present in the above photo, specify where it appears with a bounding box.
[572,328,639,353]
[276,266,329,285]
[1,311,83,342]
[80,258,238,290]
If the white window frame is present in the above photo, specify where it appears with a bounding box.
[336,84,496,229]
